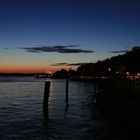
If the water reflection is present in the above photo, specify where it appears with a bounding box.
[65,103,69,113]
[0,78,129,139]
[42,80,122,140]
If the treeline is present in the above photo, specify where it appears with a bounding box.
[77,46,140,78]
[52,69,78,79]
[53,46,140,79]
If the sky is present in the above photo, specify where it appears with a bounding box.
[0,0,140,73]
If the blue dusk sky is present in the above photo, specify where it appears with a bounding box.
[0,0,140,73]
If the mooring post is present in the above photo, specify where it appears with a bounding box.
[94,80,97,94]
[65,78,69,104]
[43,81,51,118]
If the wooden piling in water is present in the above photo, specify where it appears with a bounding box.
[94,83,96,94]
[65,78,69,104]
[43,81,51,118]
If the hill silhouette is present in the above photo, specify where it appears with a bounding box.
[77,46,140,79]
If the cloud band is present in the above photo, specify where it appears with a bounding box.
[22,45,94,53]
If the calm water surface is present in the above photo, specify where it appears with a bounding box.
[0,76,126,140]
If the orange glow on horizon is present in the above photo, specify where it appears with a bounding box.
[0,66,43,73]
[0,65,77,74]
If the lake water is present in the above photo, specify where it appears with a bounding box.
[0,76,128,140]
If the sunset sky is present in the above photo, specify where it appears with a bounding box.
[0,0,140,73]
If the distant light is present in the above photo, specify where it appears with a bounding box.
[126,72,130,75]
[108,67,111,71]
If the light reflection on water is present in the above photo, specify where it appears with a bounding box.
[0,77,122,140]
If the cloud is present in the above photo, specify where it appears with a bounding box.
[3,48,10,50]
[51,63,68,66]
[109,50,129,53]
[50,62,91,66]
[21,45,94,53]
[67,62,91,66]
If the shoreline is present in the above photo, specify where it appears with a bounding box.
[95,87,140,138]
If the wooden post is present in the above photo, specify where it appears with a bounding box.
[43,81,51,118]
[65,78,69,104]
[94,80,97,94]
[94,85,96,93]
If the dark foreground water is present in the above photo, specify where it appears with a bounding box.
[0,76,128,140]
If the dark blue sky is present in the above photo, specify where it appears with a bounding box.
[0,0,140,72]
